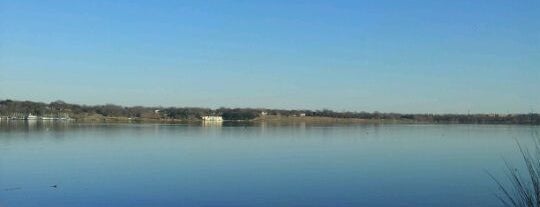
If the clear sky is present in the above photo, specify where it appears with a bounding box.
[0,0,538,113]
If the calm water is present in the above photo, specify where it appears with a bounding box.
[0,121,538,207]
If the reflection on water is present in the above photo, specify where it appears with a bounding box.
[0,123,538,207]
[202,121,223,127]
[0,120,73,132]
[0,120,378,133]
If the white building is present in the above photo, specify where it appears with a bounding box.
[201,116,223,122]
[26,114,38,120]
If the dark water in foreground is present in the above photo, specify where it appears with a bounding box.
[0,121,538,207]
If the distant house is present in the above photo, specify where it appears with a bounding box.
[201,116,223,122]
[299,113,306,117]
[261,111,268,116]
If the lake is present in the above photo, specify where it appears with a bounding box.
[0,121,538,206]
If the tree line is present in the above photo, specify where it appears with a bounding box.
[0,99,538,124]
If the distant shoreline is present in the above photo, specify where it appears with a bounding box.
[2,116,540,125]
[3,115,534,125]
[1,99,539,125]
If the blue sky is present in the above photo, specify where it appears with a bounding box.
[0,0,538,113]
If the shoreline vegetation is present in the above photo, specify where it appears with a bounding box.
[0,99,539,125]
[490,132,540,207]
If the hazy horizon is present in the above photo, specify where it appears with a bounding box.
[1,0,539,113]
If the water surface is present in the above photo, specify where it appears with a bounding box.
[0,121,538,206]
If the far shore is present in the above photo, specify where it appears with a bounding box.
[2,99,539,125]
[4,115,534,125]
[63,115,405,124]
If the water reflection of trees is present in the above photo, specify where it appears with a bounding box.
[0,120,73,132]
[0,120,385,141]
